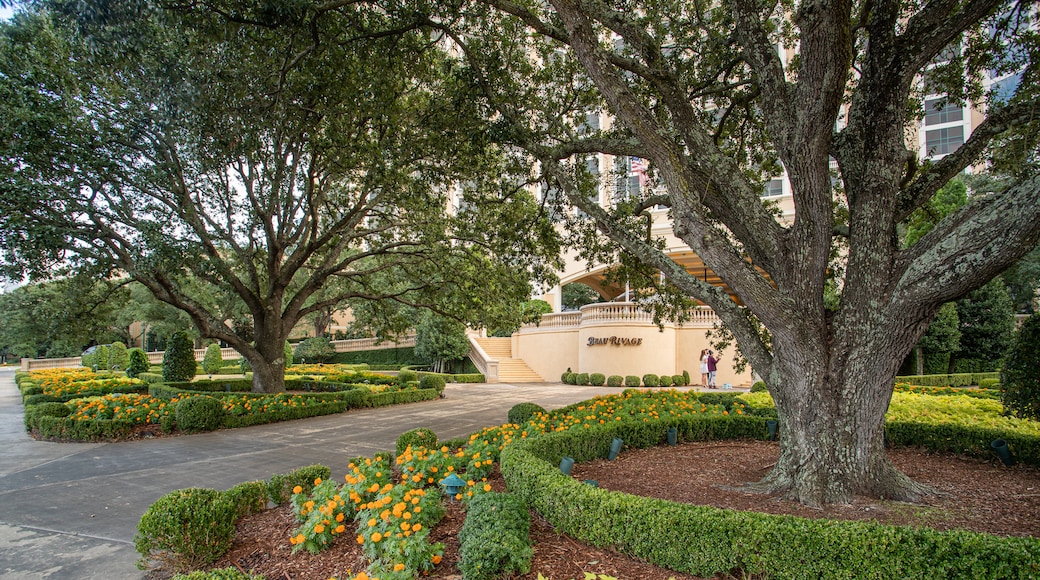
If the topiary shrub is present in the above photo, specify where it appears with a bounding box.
[397,369,418,385]
[127,348,150,378]
[81,351,96,369]
[561,368,572,383]
[163,332,197,382]
[283,340,294,368]
[682,370,691,385]
[672,374,684,386]
[419,374,446,395]
[175,396,224,433]
[202,344,224,376]
[396,427,438,457]
[508,402,547,425]
[625,375,641,387]
[32,401,71,418]
[134,487,237,571]
[23,394,62,406]
[458,492,533,580]
[979,377,1001,389]
[576,372,590,386]
[95,345,110,371]
[109,342,130,371]
[659,374,673,387]
[223,481,269,519]
[1002,314,1040,420]
[642,374,660,387]
[589,373,606,386]
[607,375,624,387]
[751,381,768,393]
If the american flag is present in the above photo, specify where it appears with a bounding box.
[630,157,649,188]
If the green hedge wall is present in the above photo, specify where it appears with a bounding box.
[895,372,1001,387]
[501,419,1040,579]
[326,346,416,365]
[33,415,136,441]
[886,421,1040,467]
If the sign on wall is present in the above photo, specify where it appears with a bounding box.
[587,336,643,346]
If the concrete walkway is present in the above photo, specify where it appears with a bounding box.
[0,367,645,579]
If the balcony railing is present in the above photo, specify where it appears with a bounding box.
[519,303,719,332]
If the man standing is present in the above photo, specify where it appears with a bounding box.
[706,351,721,389]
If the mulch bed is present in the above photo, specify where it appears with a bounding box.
[149,441,1040,580]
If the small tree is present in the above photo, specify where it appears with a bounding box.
[162,331,197,382]
[1002,315,1040,420]
[202,343,224,376]
[126,348,150,378]
[109,341,129,371]
[951,279,1016,373]
[283,341,294,368]
[94,345,110,372]
[294,337,335,364]
[414,313,470,374]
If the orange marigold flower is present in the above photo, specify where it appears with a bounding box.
[314,524,325,534]
[483,484,492,492]
[371,532,382,542]
[412,523,422,532]
[314,477,322,485]
[336,513,345,522]
[393,563,405,572]
[431,555,442,565]
[335,524,345,534]
[356,535,365,545]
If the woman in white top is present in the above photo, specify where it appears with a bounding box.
[699,349,709,387]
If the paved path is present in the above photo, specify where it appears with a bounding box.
[0,367,643,579]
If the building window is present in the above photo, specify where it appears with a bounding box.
[925,126,964,157]
[924,99,963,126]
[763,178,784,197]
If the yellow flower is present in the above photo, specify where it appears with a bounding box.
[393,563,405,572]
[315,524,325,534]
[483,484,492,492]
[371,532,382,542]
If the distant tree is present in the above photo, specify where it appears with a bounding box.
[1002,247,1040,314]
[562,284,605,311]
[294,337,335,364]
[415,313,470,374]
[951,279,1016,373]
[915,303,961,375]
[162,332,197,382]
[202,343,224,376]
[1002,315,1040,420]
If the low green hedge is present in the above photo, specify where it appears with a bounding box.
[360,388,440,408]
[161,379,253,393]
[221,399,350,429]
[458,492,533,580]
[895,372,1000,387]
[501,418,1040,579]
[33,415,136,441]
[409,369,485,383]
[886,421,1040,467]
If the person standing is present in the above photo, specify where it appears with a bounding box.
[699,349,709,387]
[706,350,721,388]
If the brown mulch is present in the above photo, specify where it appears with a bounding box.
[154,442,1040,580]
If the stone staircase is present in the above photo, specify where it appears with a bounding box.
[473,337,544,383]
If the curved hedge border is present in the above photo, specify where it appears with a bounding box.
[500,416,1040,579]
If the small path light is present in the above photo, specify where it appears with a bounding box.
[608,437,623,460]
[667,427,677,446]
[991,439,1015,467]
[559,456,575,475]
[439,473,466,498]
[766,420,778,442]
[583,480,598,487]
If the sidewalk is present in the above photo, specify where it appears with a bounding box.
[0,368,649,579]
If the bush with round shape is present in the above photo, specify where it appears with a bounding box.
[163,332,197,382]
[109,342,130,371]
[202,344,224,375]
[607,375,624,387]
[283,340,294,368]
[175,396,224,433]
[576,372,590,385]
[396,427,438,457]
[682,370,691,385]
[134,487,237,571]
[642,374,660,387]
[397,369,418,385]
[659,374,673,387]
[672,374,684,386]
[751,381,768,393]
[589,373,606,386]
[1002,314,1040,420]
[561,369,572,383]
[127,348,150,378]
[33,401,71,418]
[508,402,547,425]
[625,375,641,387]
[419,374,446,395]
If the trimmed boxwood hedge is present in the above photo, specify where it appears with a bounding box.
[501,417,1040,579]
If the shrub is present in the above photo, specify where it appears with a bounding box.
[508,402,547,425]
[458,492,533,580]
[109,342,130,371]
[23,394,62,406]
[683,370,691,385]
[672,374,684,386]
[396,427,438,457]
[95,345,110,371]
[284,340,294,368]
[81,351,96,369]
[267,464,331,506]
[202,344,224,375]
[1002,314,1040,420]
[397,369,418,385]
[625,375,641,388]
[642,374,660,387]
[134,487,237,571]
[294,336,336,364]
[561,372,575,385]
[576,372,590,385]
[224,481,269,519]
[172,567,264,580]
[127,348,150,378]
[561,369,572,383]
[419,374,447,395]
[175,396,224,433]
[750,381,768,393]
[31,401,71,418]
[238,357,251,374]
[659,374,673,387]
[979,377,1000,389]
[607,375,624,387]
[589,373,606,386]
[163,332,197,382]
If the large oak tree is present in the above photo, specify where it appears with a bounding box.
[438,0,1040,505]
[0,3,559,392]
